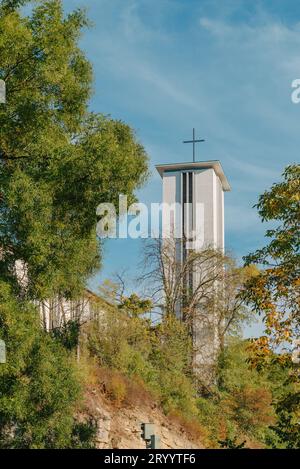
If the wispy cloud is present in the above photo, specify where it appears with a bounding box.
[61,0,300,285]
[226,156,280,181]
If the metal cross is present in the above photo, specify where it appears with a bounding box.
[183,128,205,162]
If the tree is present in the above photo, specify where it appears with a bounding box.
[87,290,198,417]
[243,165,300,357]
[141,238,254,363]
[0,0,29,11]
[0,0,149,300]
[0,0,149,448]
[214,339,283,446]
[100,274,153,319]
[87,290,153,377]
[271,390,300,448]
[149,314,196,415]
[215,262,258,348]
[242,165,300,448]
[141,237,226,321]
[0,280,89,448]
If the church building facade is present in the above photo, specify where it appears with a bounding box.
[156,160,231,381]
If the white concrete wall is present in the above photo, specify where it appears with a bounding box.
[162,171,181,239]
[193,169,224,373]
[193,168,224,251]
[194,169,215,249]
[161,166,226,381]
[162,171,182,318]
[162,167,225,250]
[39,296,92,331]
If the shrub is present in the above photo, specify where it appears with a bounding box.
[0,281,87,448]
[106,373,127,406]
[222,385,274,433]
[86,302,291,448]
[71,418,98,449]
[87,307,198,416]
[168,409,209,445]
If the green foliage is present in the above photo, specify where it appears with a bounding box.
[70,418,98,449]
[151,315,192,376]
[218,338,271,391]
[243,164,300,352]
[217,340,275,438]
[88,299,153,379]
[0,0,149,449]
[218,436,246,449]
[271,391,300,448]
[119,293,153,318]
[219,263,258,341]
[0,280,93,448]
[0,2,297,450]
[0,0,29,11]
[87,303,294,447]
[149,316,197,415]
[241,165,300,447]
[52,319,81,351]
[0,0,149,300]
[87,299,198,417]
[195,339,294,447]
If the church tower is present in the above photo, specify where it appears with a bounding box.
[156,151,231,382]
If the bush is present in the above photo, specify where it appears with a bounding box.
[168,409,209,445]
[222,385,274,433]
[86,302,292,448]
[270,390,300,448]
[106,372,127,406]
[71,418,98,449]
[0,281,89,448]
[87,306,198,416]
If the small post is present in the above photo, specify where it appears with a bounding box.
[141,423,155,441]
[150,434,161,449]
[141,423,161,449]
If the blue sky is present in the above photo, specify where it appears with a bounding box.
[62,0,299,334]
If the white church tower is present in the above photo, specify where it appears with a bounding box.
[156,131,231,382]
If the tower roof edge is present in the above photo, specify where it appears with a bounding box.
[155,160,231,192]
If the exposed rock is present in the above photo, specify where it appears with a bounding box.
[80,386,203,450]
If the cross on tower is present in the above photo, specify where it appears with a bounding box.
[183,128,205,162]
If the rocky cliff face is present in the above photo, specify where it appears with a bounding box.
[80,386,204,450]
